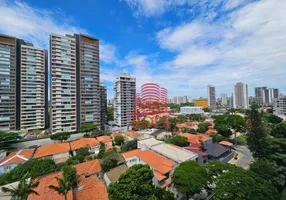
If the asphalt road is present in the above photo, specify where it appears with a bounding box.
[234,145,254,169]
[10,133,85,149]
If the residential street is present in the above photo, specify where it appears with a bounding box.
[229,145,254,169]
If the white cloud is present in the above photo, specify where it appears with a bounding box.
[122,0,191,16]
[0,0,119,64]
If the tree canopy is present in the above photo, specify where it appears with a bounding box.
[114,135,125,146]
[61,166,77,187]
[121,139,137,153]
[270,122,286,138]
[265,115,283,124]
[197,122,210,133]
[80,123,97,133]
[166,135,188,147]
[108,164,174,200]
[107,106,114,121]
[172,161,208,198]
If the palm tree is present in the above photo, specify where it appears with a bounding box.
[1,176,39,200]
[48,177,71,200]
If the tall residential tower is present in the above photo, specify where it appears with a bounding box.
[233,82,249,109]
[207,85,216,109]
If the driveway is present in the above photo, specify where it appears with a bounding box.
[229,145,254,169]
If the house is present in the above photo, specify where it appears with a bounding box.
[219,141,233,148]
[70,138,100,155]
[180,133,212,147]
[33,143,70,164]
[96,136,112,146]
[125,130,141,140]
[103,164,128,186]
[122,149,176,189]
[204,143,233,163]
[137,138,198,163]
[28,160,107,200]
[0,149,34,174]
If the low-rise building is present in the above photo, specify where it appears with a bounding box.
[180,106,204,115]
[180,133,212,147]
[138,138,198,163]
[33,143,70,164]
[204,143,233,163]
[96,136,113,146]
[0,149,34,174]
[70,138,100,155]
[103,164,128,186]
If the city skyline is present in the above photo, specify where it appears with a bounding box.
[0,0,286,98]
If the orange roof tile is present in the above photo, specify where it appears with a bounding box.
[219,141,233,147]
[75,160,102,178]
[153,171,166,181]
[176,124,186,128]
[160,178,172,189]
[0,149,34,166]
[70,138,99,151]
[105,145,114,151]
[180,133,211,144]
[126,130,140,137]
[96,136,112,144]
[28,171,73,200]
[122,149,176,174]
[74,176,108,200]
[34,143,70,158]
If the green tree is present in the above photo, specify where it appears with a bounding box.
[50,132,71,142]
[270,122,286,138]
[66,155,84,165]
[1,174,39,200]
[213,169,279,200]
[108,164,174,200]
[211,133,226,143]
[246,107,269,158]
[97,142,105,159]
[166,135,188,147]
[177,115,187,122]
[121,139,137,152]
[197,122,210,133]
[215,124,232,137]
[61,166,77,187]
[114,135,124,146]
[48,177,71,200]
[249,159,282,186]
[76,147,90,157]
[80,123,97,133]
[172,161,208,199]
[107,106,114,121]
[265,115,283,124]
[101,156,117,172]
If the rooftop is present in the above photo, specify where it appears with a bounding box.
[122,149,176,174]
[180,133,211,144]
[153,171,166,181]
[96,136,112,144]
[138,138,163,147]
[125,130,140,137]
[219,141,233,147]
[0,149,34,166]
[205,143,230,158]
[34,143,70,158]
[75,160,102,180]
[70,138,99,151]
[105,164,128,183]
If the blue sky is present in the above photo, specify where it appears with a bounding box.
[0,0,286,99]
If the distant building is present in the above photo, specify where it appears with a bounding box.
[114,73,136,128]
[221,93,227,106]
[180,107,204,115]
[273,95,286,119]
[255,87,280,105]
[100,82,107,130]
[249,96,263,105]
[207,85,216,109]
[233,82,249,109]
[194,98,208,109]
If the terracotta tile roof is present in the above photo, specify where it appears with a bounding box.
[28,171,73,200]
[160,178,172,189]
[184,147,208,157]
[75,160,102,178]
[219,141,233,147]
[34,143,70,158]
[175,123,186,128]
[70,138,99,151]
[96,136,112,144]
[0,149,34,166]
[74,176,108,200]
[122,149,176,174]
[105,145,114,151]
[125,131,140,137]
[180,133,211,144]
[153,171,166,181]
[206,129,216,135]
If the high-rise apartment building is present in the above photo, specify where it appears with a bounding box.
[233,82,249,109]
[273,95,286,118]
[221,92,227,106]
[100,82,107,130]
[50,33,101,134]
[50,33,77,133]
[114,73,136,127]
[255,87,280,105]
[75,34,100,128]
[0,34,47,131]
[20,45,48,130]
[207,85,216,109]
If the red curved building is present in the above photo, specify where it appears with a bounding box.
[141,83,161,103]
[160,88,168,104]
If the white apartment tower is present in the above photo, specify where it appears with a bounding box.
[233,82,249,109]
[20,45,47,130]
[273,95,286,119]
[114,73,136,127]
[50,33,77,133]
[207,85,216,109]
[221,92,227,106]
